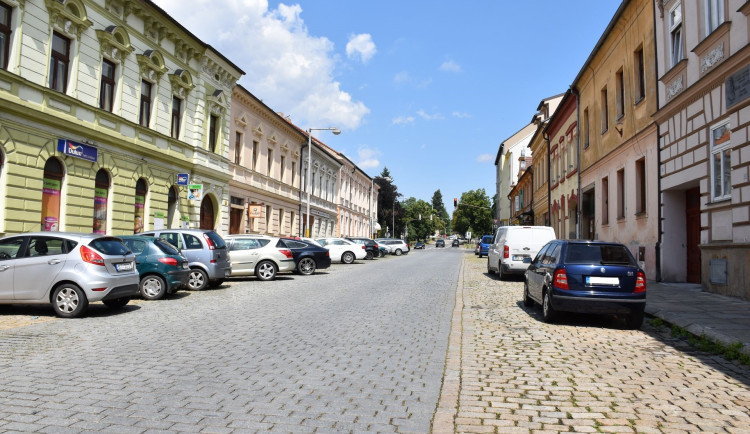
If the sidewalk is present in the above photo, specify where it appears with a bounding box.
[645,280,750,355]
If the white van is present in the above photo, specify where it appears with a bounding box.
[487,226,556,279]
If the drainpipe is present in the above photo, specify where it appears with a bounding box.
[299,139,308,237]
[653,1,662,281]
[571,85,581,239]
[542,128,551,228]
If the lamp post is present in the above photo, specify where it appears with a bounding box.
[392,199,396,239]
[305,127,340,237]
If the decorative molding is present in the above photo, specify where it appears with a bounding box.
[45,0,93,38]
[268,134,278,146]
[235,113,248,128]
[136,50,168,80]
[169,69,194,97]
[667,76,684,100]
[702,43,725,73]
[96,26,133,62]
[252,124,264,138]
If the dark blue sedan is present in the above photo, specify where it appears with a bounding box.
[523,240,646,329]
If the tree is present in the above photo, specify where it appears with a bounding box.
[402,197,435,241]
[374,167,402,237]
[431,189,451,235]
[452,188,493,237]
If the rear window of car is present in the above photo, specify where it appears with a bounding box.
[204,231,227,249]
[565,244,636,265]
[481,236,493,244]
[154,239,180,255]
[90,238,130,255]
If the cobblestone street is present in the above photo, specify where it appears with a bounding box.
[441,254,750,433]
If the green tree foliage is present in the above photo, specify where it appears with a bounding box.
[401,197,435,241]
[374,167,402,237]
[452,189,493,237]
[431,189,451,235]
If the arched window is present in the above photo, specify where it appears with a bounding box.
[200,196,214,230]
[134,178,148,233]
[167,185,179,229]
[93,169,110,234]
[42,158,64,231]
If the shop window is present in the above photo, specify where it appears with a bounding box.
[134,178,148,233]
[41,158,64,231]
[171,97,182,139]
[710,121,732,200]
[0,2,11,70]
[139,81,152,127]
[99,59,116,112]
[93,169,110,234]
[48,32,70,93]
[167,185,178,229]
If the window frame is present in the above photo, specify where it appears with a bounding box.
[635,158,647,214]
[0,2,11,70]
[615,68,625,121]
[99,59,116,112]
[171,96,182,139]
[139,80,152,127]
[704,0,724,36]
[616,168,625,219]
[601,87,609,134]
[583,107,590,149]
[634,46,645,103]
[48,32,70,93]
[234,131,242,165]
[208,114,218,153]
[669,2,684,68]
[602,176,609,225]
[710,120,732,201]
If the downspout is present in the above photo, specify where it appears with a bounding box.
[571,85,581,239]
[299,140,307,237]
[542,129,551,228]
[653,1,662,281]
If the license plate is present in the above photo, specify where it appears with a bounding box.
[224,269,231,277]
[512,255,527,261]
[587,276,619,286]
[115,262,133,272]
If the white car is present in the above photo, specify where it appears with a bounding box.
[224,235,297,281]
[375,238,410,256]
[315,237,367,264]
[487,226,556,279]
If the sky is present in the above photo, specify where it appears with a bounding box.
[153,0,622,211]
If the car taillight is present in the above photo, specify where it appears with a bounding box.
[374,244,378,249]
[361,245,366,250]
[159,257,179,266]
[635,271,646,293]
[80,245,105,266]
[203,233,215,250]
[503,245,509,259]
[325,251,329,257]
[553,269,569,290]
[280,249,293,259]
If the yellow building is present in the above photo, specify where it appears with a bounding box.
[0,0,242,237]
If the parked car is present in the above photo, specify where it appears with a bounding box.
[315,237,367,263]
[0,232,139,318]
[139,229,231,290]
[375,238,410,256]
[476,235,493,258]
[487,226,556,279]
[414,241,425,249]
[120,236,190,300]
[279,238,331,275]
[451,239,459,247]
[524,240,646,329]
[435,239,445,248]
[224,235,296,281]
[346,237,380,260]
[378,245,389,257]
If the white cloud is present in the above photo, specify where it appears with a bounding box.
[452,111,471,119]
[417,109,444,121]
[440,59,462,73]
[477,153,494,163]
[392,116,415,125]
[357,147,381,169]
[394,71,410,84]
[152,0,369,130]
[346,33,376,63]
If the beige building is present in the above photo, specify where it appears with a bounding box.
[494,124,536,227]
[331,152,378,238]
[654,0,750,297]
[0,0,242,237]
[576,0,659,279]
[546,91,579,240]
[528,95,565,227]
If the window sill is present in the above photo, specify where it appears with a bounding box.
[635,211,647,219]
[616,216,626,222]
[616,114,624,123]
[601,128,608,135]
[706,197,732,207]
[634,95,645,106]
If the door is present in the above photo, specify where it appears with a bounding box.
[229,208,242,234]
[228,238,262,274]
[14,236,67,300]
[685,187,701,283]
[200,197,215,230]
[0,237,25,300]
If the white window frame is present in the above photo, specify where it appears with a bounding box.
[705,0,724,36]
[669,2,684,68]
[710,120,732,201]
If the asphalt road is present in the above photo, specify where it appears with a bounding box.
[0,246,464,433]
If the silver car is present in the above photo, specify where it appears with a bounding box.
[224,235,296,281]
[375,238,410,256]
[0,232,139,318]
[140,229,231,290]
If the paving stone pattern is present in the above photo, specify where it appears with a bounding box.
[452,255,750,433]
[0,249,461,433]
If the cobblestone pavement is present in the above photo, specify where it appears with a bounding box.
[438,254,750,434]
[0,248,460,433]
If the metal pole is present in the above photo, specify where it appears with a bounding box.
[392,200,395,238]
[306,130,312,237]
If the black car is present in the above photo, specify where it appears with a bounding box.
[451,239,459,247]
[414,241,425,249]
[435,239,445,248]
[346,237,379,260]
[523,240,646,329]
[280,238,331,275]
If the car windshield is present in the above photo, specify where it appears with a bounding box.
[154,239,180,255]
[204,232,227,249]
[90,238,130,255]
[565,244,636,265]
[481,236,493,243]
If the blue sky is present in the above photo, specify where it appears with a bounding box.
[154,0,622,210]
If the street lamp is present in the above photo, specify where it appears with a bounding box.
[305,127,340,237]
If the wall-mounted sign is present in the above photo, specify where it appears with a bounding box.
[726,64,750,109]
[57,139,98,162]
[248,203,262,218]
[187,184,203,201]
[176,173,189,186]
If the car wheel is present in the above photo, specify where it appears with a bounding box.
[624,310,644,330]
[542,289,556,323]
[498,262,506,280]
[523,282,534,307]
[255,260,277,281]
[379,250,386,258]
[102,297,130,309]
[52,284,89,318]
[187,268,208,291]
[342,252,355,264]
[478,253,483,258]
[365,251,373,260]
[208,279,225,288]
[298,257,316,275]
[140,275,167,300]
[394,249,402,256]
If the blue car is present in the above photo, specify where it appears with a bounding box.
[476,235,493,258]
[523,240,646,329]
[121,236,190,300]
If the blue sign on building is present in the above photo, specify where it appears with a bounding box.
[57,139,98,163]
[177,173,189,186]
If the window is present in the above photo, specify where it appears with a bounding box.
[99,59,116,112]
[252,140,259,170]
[616,69,624,120]
[208,115,218,153]
[234,132,242,165]
[48,32,70,93]
[139,81,152,127]
[705,0,724,35]
[291,162,296,186]
[583,108,590,149]
[635,159,646,214]
[0,3,11,70]
[267,149,273,177]
[171,97,182,139]
[93,169,110,234]
[134,178,148,233]
[602,177,609,225]
[634,47,645,102]
[42,158,64,232]
[265,205,272,232]
[616,169,625,219]
[601,87,608,133]
[710,121,732,200]
[670,3,684,68]
[279,155,286,183]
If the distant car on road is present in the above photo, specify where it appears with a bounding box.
[451,239,459,247]
[476,235,493,258]
[414,241,425,249]
[435,239,445,248]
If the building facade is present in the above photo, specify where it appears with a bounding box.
[576,0,659,279]
[494,124,536,227]
[654,0,750,297]
[333,154,378,238]
[546,91,579,240]
[508,159,533,225]
[0,0,242,237]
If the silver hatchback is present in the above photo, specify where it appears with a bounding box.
[224,235,296,281]
[0,232,140,318]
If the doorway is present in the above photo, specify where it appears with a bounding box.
[685,187,701,283]
[200,196,215,230]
